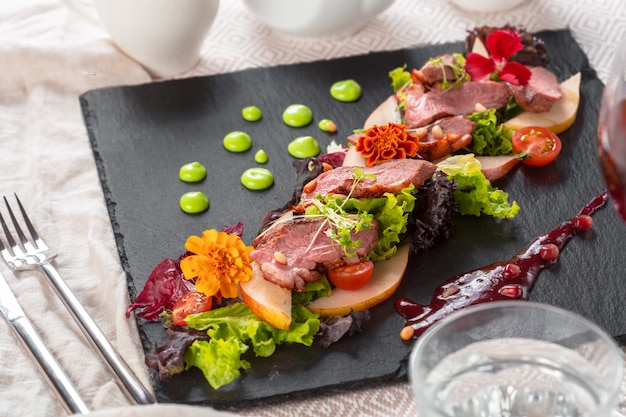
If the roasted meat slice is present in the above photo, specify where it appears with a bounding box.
[299,159,437,201]
[508,66,562,113]
[410,116,475,161]
[250,217,380,291]
[404,80,510,128]
[413,54,459,86]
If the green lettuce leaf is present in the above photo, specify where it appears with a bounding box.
[292,276,332,307]
[305,184,416,262]
[438,154,520,218]
[467,109,514,156]
[185,337,249,390]
[184,303,320,389]
[389,64,411,92]
[367,184,416,261]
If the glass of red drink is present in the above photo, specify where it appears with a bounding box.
[598,45,626,221]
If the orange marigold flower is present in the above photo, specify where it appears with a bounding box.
[180,229,253,299]
[355,122,419,167]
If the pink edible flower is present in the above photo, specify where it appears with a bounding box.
[465,29,531,86]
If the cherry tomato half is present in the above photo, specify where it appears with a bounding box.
[511,126,562,167]
[327,260,374,291]
[172,291,213,326]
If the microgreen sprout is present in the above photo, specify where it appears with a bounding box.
[305,168,375,257]
[430,54,470,90]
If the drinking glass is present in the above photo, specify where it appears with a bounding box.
[598,41,626,221]
[409,301,623,417]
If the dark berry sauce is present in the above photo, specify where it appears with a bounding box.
[395,192,607,339]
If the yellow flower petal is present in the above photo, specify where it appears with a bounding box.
[182,229,254,298]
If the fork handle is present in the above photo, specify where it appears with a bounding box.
[11,315,91,415]
[39,262,156,405]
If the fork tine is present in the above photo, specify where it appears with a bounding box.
[13,194,47,251]
[0,202,17,257]
[3,195,36,253]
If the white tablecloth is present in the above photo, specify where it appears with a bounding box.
[0,0,625,416]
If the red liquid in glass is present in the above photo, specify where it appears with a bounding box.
[598,99,626,221]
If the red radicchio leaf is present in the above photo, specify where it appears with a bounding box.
[221,221,244,237]
[317,149,347,168]
[145,324,210,378]
[126,258,195,320]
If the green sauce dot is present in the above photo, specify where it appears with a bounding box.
[254,149,269,164]
[282,104,313,127]
[178,161,207,183]
[288,136,321,159]
[318,119,337,133]
[179,191,210,214]
[223,131,253,153]
[330,79,362,102]
[241,168,274,190]
[242,105,262,122]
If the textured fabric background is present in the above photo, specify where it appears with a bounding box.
[0,1,625,416]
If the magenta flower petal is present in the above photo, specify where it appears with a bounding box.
[465,53,496,81]
[498,61,532,86]
[486,30,524,62]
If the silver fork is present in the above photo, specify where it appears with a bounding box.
[0,269,90,415]
[0,194,155,405]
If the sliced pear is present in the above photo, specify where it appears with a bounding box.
[307,245,410,317]
[475,155,521,182]
[342,145,367,167]
[363,94,401,129]
[239,261,292,330]
[504,72,581,134]
[471,36,489,58]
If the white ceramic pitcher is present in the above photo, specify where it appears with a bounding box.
[63,0,220,78]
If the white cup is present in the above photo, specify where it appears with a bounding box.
[241,0,395,40]
[449,0,524,12]
[63,0,220,78]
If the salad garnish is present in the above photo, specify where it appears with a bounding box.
[304,169,376,257]
[355,122,420,166]
[180,229,253,299]
[437,154,520,218]
[467,109,515,156]
[428,54,469,89]
[465,29,532,86]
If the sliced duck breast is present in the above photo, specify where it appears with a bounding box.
[409,116,475,161]
[413,54,459,86]
[250,217,379,291]
[509,66,562,113]
[404,80,510,128]
[300,159,437,201]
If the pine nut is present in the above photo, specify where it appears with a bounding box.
[414,127,428,139]
[400,326,415,341]
[431,124,443,139]
[273,252,288,265]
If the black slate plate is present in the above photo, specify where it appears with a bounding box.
[80,29,626,408]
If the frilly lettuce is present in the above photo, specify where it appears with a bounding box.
[389,64,412,92]
[467,109,514,156]
[184,303,319,390]
[292,276,332,307]
[438,154,520,218]
[305,184,416,262]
